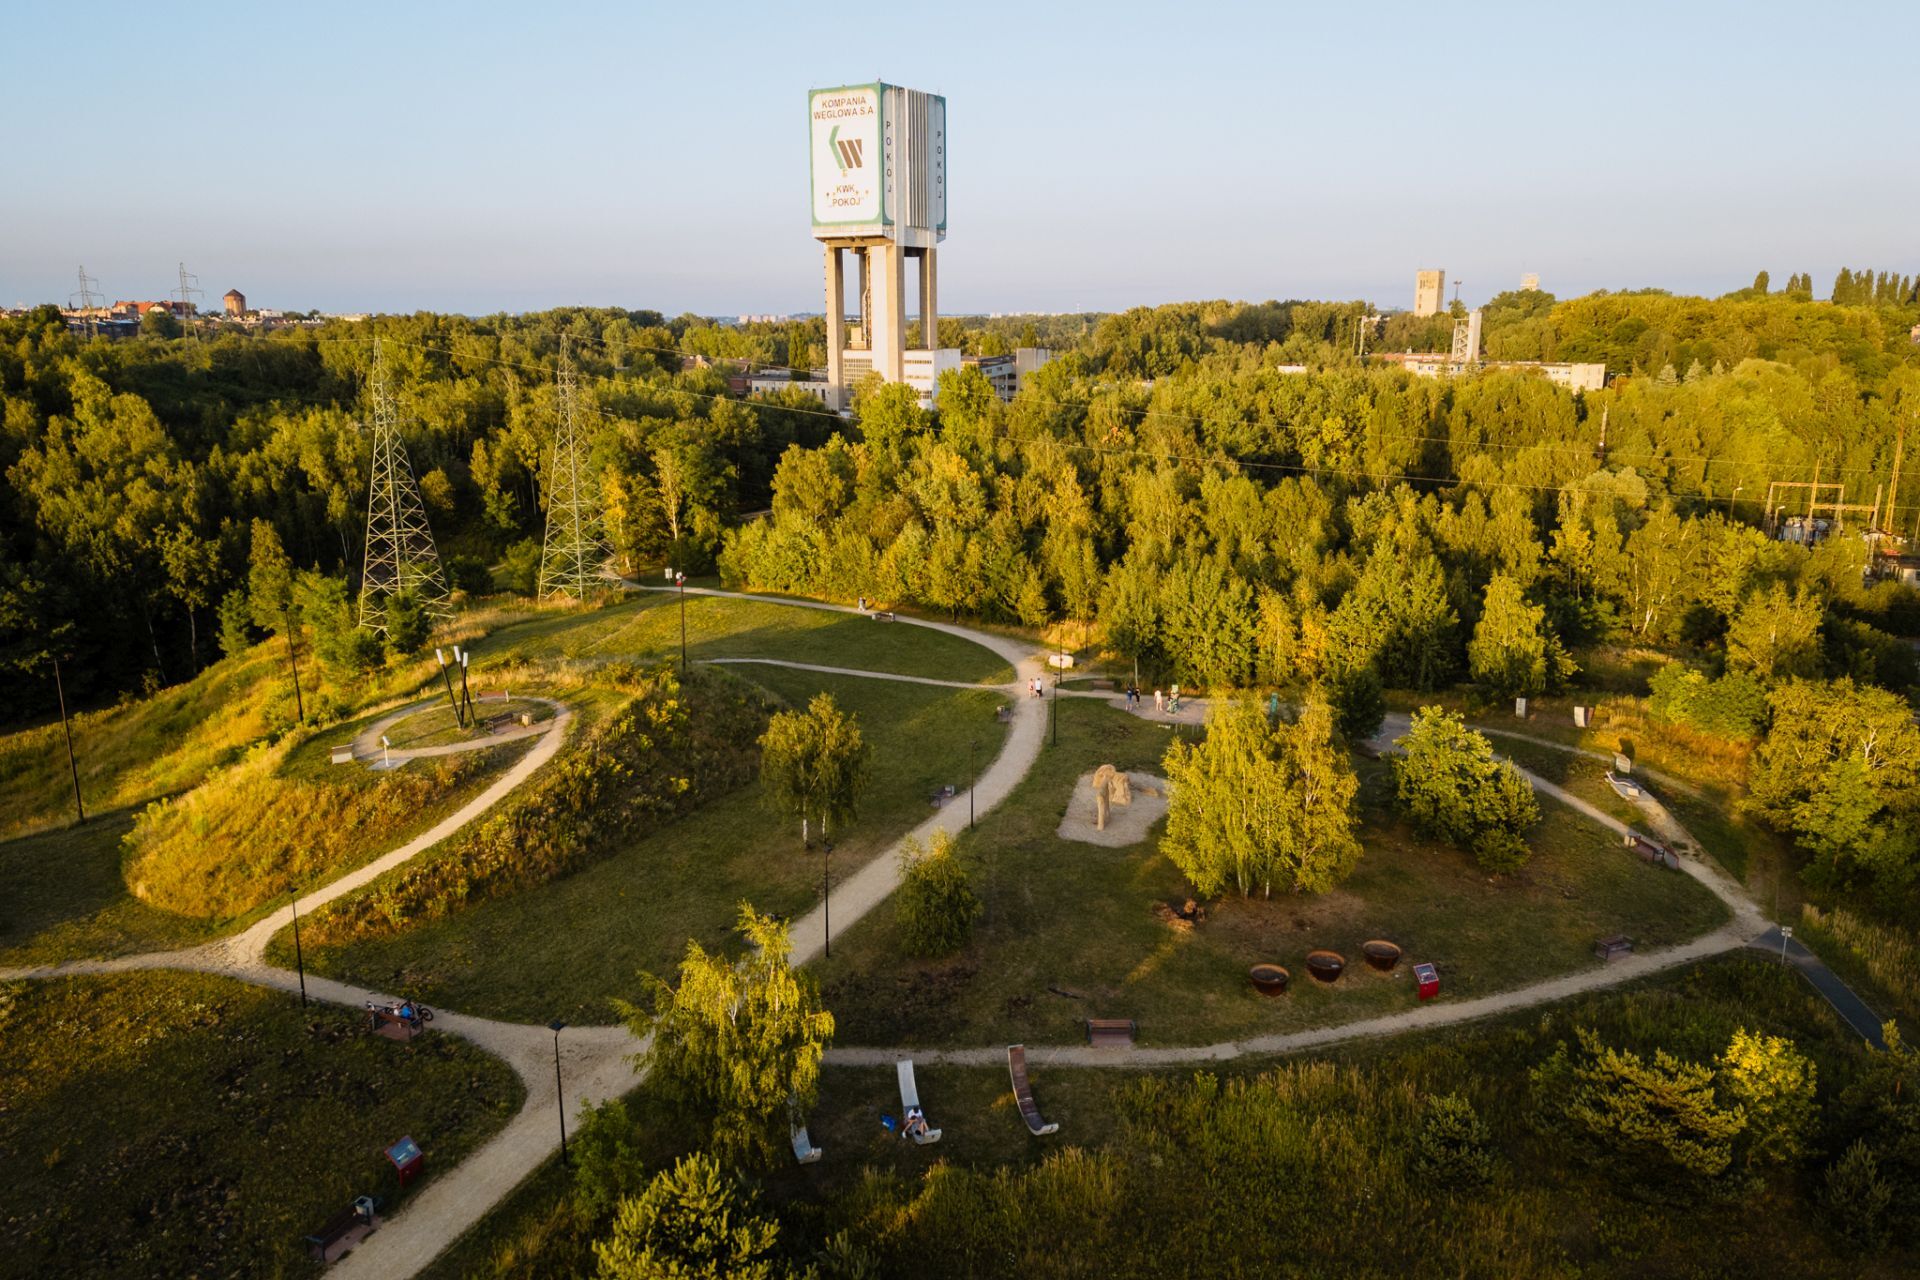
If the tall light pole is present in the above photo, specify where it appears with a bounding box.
[50,654,83,825]
[1051,659,1061,748]
[436,648,464,727]
[969,737,977,830]
[548,1021,570,1168]
[290,890,308,1008]
[674,570,688,675]
[453,645,474,722]
[282,607,305,724]
[1729,485,1744,519]
[1779,925,1794,965]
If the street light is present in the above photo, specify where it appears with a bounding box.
[435,648,464,727]
[1051,658,1062,748]
[453,645,474,723]
[548,1020,570,1168]
[1729,485,1744,519]
[1779,925,1794,964]
[672,570,688,675]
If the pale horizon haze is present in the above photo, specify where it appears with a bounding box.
[3,0,1915,316]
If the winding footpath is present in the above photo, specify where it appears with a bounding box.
[0,587,1884,1276]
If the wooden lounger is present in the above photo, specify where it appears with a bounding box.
[895,1059,943,1145]
[790,1124,823,1165]
[1007,1044,1059,1136]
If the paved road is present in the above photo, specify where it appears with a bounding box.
[1747,926,1887,1048]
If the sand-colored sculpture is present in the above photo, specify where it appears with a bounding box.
[1059,769,1167,847]
[1090,764,1133,830]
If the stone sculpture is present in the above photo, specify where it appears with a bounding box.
[1090,764,1133,830]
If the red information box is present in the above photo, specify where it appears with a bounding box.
[386,1135,425,1187]
[1414,963,1439,1001]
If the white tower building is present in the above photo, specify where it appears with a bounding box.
[809,83,953,408]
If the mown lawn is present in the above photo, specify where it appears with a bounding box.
[283,669,1012,1025]
[0,970,521,1280]
[476,591,1016,685]
[816,702,1730,1049]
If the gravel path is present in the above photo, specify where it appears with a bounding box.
[349,694,563,762]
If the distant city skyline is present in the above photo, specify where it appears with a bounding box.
[4,1,1916,316]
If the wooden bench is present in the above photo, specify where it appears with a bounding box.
[304,1199,377,1263]
[996,704,1013,724]
[1007,1044,1059,1136]
[1084,1018,1137,1048]
[1624,833,1680,870]
[871,610,896,622]
[1593,934,1634,963]
[482,714,512,734]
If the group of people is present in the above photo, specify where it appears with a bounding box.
[1028,676,1046,697]
[1122,684,1182,714]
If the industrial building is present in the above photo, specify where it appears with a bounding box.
[1414,269,1445,317]
[810,82,952,409]
[224,289,246,317]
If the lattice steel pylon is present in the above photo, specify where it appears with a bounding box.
[358,339,452,632]
[536,341,606,599]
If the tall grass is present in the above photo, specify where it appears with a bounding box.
[1802,903,1920,1022]
[123,735,501,921]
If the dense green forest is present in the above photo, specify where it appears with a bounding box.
[5,279,1920,902]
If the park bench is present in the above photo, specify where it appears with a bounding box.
[1593,934,1634,963]
[996,703,1013,723]
[1084,1018,1137,1048]
[790,1124,824,1164]
[366,1000,433,1041]
[872,610,896,622]
[1624,833,1680,870]
[928,783,956,807]
[304,1197,378,1263]
[896,1059,943,1145]
[1007,1044,1060,1136]
[482,713,512,734]
[330,745,355,765]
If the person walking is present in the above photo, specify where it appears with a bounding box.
[1154,688,1164,713]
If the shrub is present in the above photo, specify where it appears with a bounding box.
[1412,1092,1498,1189]
[448,554,494,595]
[1716,1027,1815,1167]
[1529,1027,1746,1189]
[1391,707,1540,872]
[1822,1140,1894,1249]
[894,831,983,958]
[593,1152,782,1280]
[1646,663,1767,739]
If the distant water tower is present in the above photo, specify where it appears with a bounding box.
[809,83,949,407]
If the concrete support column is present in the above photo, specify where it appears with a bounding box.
[824,245,845,394]
[870,242,907,383]
[919,246,938,350]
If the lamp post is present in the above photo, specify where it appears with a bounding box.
[436,648,464,727]
[1729,485,1744,519]
[283,607,305,724]
[673,570,688,675]
[1779,925,1794,965]
[821,839,833,959]
[290,890,308,1008]
[969,737,977,830]
[50,654,83,825]
[453,645,474,723]
[548,1020,570,1168]
[1051,659,1061,748]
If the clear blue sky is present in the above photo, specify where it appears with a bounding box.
[4,1,1914,316]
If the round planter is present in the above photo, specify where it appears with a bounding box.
[1305,950,1346,983]
[1249,964,1290,996]
[1361,940,1403,973]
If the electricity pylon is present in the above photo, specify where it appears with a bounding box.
[537,341,606,599]
[358,339,452,632]
[70,266,101,338]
